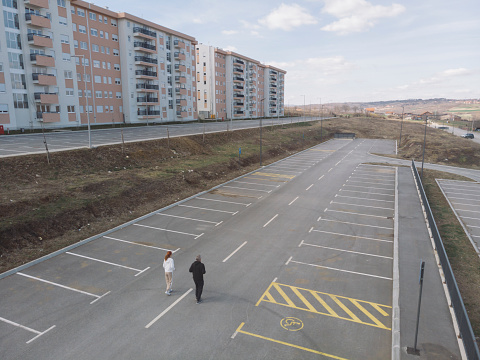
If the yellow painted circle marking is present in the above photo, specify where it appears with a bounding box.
[280,317,304,331]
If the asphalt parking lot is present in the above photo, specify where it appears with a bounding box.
[437,179,480,255]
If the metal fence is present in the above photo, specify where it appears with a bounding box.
[411,159,480,360]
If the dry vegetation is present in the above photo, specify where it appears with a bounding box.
[1,116,480,342]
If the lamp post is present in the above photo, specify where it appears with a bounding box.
[421,116,427,180]
[259,97,265,166]
[399,105,404,146]
[301,95,305,123]
[73,54,91,148]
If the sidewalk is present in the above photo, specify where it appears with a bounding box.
[397,166,462,359]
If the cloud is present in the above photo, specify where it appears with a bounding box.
[222,30,238,35]
[321,0,405,35]
[259,3,318,31]
[395,68,474,92]
[223,45,238,52]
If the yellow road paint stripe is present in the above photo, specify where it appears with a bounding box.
[253,172,296,179]
[371,303,390,317]
[329,295,362,324]
[311,291,339,317]
[235,322,349,360]
[273,283,297,307]
[255,282,274,307]
[350,299,390,330]
[291,287,317,312]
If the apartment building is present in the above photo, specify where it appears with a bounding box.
[196,44,285,120]
[0,0,196,131]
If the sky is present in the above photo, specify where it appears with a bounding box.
[94,0,479,105]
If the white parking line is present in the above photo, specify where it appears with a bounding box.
[0,317,56,344]
[353,171,394,179]
[441,190,480,198]
[466,224,480,229]
[145,288,193,329]
[223,185,272,193]
[441,184,480,191]
[133,223,204,239]
[347,180,394,188]
[318,175,324,180]
[325,208,391,219]
[300,241,393,259]
[223,241,248,262]
[451,202,480,208]
[289,260,392,280]
[456,208,480,214]
[350,176,395,183]
[264,214,279,227]
[447,196,480,202]
[157,213,223,226]
[270,165,308,170]
[339,189,395,197]
[306,184,314,191]
[17,273,110,304]
[196,197,251,206]
[179,204,238,215]
[316,217,393,230]
[328,168,333,172]
[103,236,179,252]
[343,184,393,192]
[335,194,394,203]
[233,181,280,188]
[331,201,394,211]
[66,252,150,276]
[310,229,393,243]
[289,196,299,205]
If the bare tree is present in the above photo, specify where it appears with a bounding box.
[342,104,350,113]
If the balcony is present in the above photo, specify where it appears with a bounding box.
[175,63,186,72]
[36,111,60,122]
[133,27,157,39]
[27,33,53,48]
[234,110,244,116]
[137,97,159,104]
[25,0,49,8]
[30,53,54,67]
[234,85,244,90]
[136,83,159,92]
[233,93,244,98]
[32,72,56,85]
[134,56,158,65]
[134,41,156,53]
[233,76,244,82]
[234,102,244,107]
[271,84,277,88]
[174,52,186,61]
[175,87,187,95]
[174,75,186,84]
[270,76,277,82]
[176,110,187,117]
[176,99,187,106]
[135,69,157,79]
[137,109,160,115]
[34,92,58,104]
[233,59,244,65]
[270,90,277,95]
[25,12,51,28]
[174,40,185,49]
[233,67,244,74]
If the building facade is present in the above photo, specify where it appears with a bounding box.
[0,0,197,131]
[196,44,285,120]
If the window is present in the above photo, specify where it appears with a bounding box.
[94,75,101,83]
[78,25,86,34]
[86,90,92,98]
[116,92,122,99]
[103,76,107,84]
[92,44,99,52]
[115,78,120,85]
[71,7,75,15]
[60,34,69,44]
[90,28,98,37]
[77,73,82,81]
[104,91,108,98]
[0,84,5,92]
[105,106,109,113]
[110,105,114,112]
[102,61,106,69]
[96,105,103,113]
[67,105,75,112]
[59,16,67,26]
[105,32,109,40]
[106,47,110,55]
[112,34,118,42]
[111,19,117,27]
[72,23,76,32]
[100,46,104,53]
[62,53,71,61]
[0,104,8,113]
[64,70,73,79]
[114,63,120,71]
[113,49,119,56]
[13,93,28,109]
[104,17,107,24]
[107,62,111,70]
[57,0,66,7]
[93,60,100,68]
[74,40,78,48]
[98,15,102,22]
[78,90,82,97]
[77,8,85,17]
[8,52,23,69]
[119,106,122,113]
[84,74,90,82]
[66,88,74,96]
[80,41,87,50]
[99,30,103,38]
[109,91,113,98]
[3,10,19,29]
[11,73,26,89]
[5,31,21,49]
[95,90,102,98]
[2,0,17,9]
[89,12,96,21]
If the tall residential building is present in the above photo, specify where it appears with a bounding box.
[196,44,285,120]
[0,0,197,131]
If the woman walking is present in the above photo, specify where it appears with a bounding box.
[163,251,175,296]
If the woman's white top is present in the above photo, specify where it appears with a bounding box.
[163,258,175,272]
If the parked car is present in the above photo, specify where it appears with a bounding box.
[462,133,474,139]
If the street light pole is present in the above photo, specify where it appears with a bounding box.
[301,95,305,123]
[73,54,91,148]
[421,117,427,180]
[399,105,404,146]
[260,98,265,166]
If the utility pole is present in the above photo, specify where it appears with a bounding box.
[399,105,404,146]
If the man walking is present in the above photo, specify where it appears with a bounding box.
[189,255,206,304]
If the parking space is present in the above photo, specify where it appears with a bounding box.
[1,139,353,354]
[437,179,480,253]
[232,163,395,359]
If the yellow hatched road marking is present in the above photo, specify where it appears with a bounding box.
[235,322,349,360]
[253,172,296,179]
[256,282,391,330]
